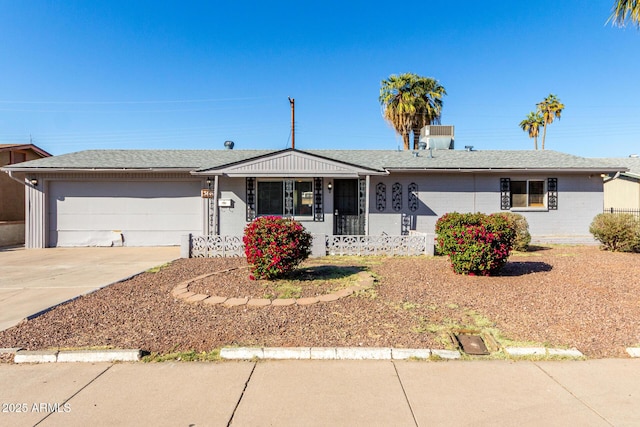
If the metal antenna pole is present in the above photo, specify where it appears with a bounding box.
[288,97,295,149]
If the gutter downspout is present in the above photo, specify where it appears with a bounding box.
[5,170,27,186]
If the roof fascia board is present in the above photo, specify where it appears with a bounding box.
[0,167,195,173]
[384,167,627,174]
[197,172,385,178]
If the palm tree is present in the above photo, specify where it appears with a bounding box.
[519,111,544,150]
[411,78,446,150]
[379,73,446,150]
[609,0,640,27]
[537,94,564,150]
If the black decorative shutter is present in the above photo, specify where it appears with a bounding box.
[392,183,402,211]
[500,178,511,210]
[314,177,324,221]
[376,183,386,211]
[358,178,366,234]
[548,178,558,210]
[284,179,294,217]
[246,177,256,221]
[408,183,418,212]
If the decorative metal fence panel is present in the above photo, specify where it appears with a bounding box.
[604,208,640,218]
[191,235,244,258]
[326,235,428,256]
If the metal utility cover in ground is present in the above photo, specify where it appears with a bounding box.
[456,334,490,355]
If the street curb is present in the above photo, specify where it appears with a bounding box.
[220,346,586,361]
[13,349,141,364]
[505,347,584,358]
[626,347,640,357]
[220,347,460,360]
[6,346,590,363]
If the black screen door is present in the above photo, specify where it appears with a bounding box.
[334,179,363,235]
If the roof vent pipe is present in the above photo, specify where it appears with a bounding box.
[224,140,235,150]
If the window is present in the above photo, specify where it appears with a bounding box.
[501,178,557,210]
[257,181,283,215]
[256,180,314,218]
[511,180,544,208]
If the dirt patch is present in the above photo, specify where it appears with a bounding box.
[187,263,365,299]
[0,246,638,359]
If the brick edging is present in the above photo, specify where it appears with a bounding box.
[172,269,375,308]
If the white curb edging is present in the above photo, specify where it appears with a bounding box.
[14,350,58,364]
[14,349,141,364]
[505,347,584,358]
[10,346,591,363]
[57,349,141,363]
[626,347,640,358]
[220,347,458,360]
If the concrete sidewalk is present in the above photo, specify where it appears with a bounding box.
[0,359,638,426]
[0,246,180,331]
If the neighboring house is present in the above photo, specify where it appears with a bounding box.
[601,157,640,214]
[2,145,623,250]
[0,143,51,246]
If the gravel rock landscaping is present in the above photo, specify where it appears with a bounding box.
[0,245,638,359]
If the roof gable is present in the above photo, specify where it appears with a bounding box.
[197,149,382,177]
[0,143,51,158]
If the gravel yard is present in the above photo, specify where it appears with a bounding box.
[1,245,639,359]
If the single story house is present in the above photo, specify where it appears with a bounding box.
[0,143,51,246]
[2,145,625,252]
[601,157,640,214]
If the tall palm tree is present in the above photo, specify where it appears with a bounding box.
[411,78,446,150]
[537,94,565,150]
[379,73,446,150]
[609,0,640,27]
[519,111,544,150]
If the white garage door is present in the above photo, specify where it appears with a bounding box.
[48,181,202,247]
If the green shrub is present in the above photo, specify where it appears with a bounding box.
[435,212,516,276]
[243,216,312,280]
[589,213,640,252]
[500,212,531,252]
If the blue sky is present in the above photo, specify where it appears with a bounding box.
[1,1,639,157]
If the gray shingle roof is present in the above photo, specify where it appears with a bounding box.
[3,148,624,173]
[307,150,621,171]
[598,157,640,176]
[2,149,274,171]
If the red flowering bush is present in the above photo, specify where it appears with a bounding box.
[435,212,516,276]
[243,216,312,280]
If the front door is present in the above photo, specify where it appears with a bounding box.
[334,179,363,235]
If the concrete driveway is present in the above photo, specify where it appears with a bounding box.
[0,246,180,332]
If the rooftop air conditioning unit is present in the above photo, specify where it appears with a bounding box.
[419,125,454,150]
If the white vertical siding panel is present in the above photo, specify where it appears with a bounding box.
[26,181,46,248]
